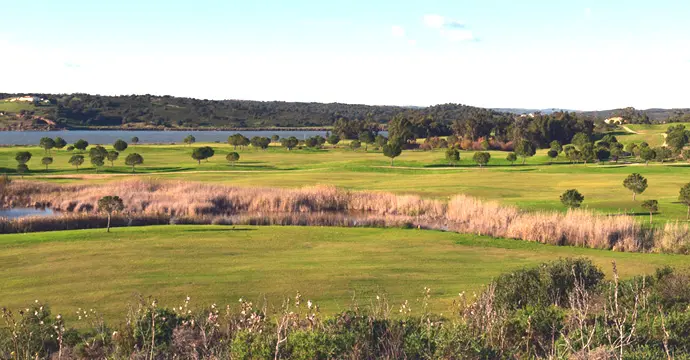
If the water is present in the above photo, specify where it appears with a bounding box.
[0,130,358,145]
[0,207,55,219]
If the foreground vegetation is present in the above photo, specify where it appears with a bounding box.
[3,256,690,359]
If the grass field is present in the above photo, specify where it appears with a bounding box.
[2,141,690,223]
[1,225,687,322]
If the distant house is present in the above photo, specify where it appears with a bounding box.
[9,96,41,102]
[604,116,624,125]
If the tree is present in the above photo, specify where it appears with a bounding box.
[54,137,67,151]
[281,136,299,150]
[91,155,105,173]
[183,135,196,146]
[549,140,563,153]
[349,140,361,151]
[610,143,623,163]
[641,200,658,224]
[131,136,139,146]
[89,145,108,160]
[445,147,460,166]
[98,196,124,233]
[271,135,280,143]
[69,154,85,171]
[113,139,128,152]
[473,152,491,167]
[15,151,32,165]
[571,133,591,148]
[595,147,611,163]
[125,153,144,173]
[39,137,56,154]
[382,142,402,166]
[229,134,250,149]
[679,183,690,219]
[192,146,214,164]
[560,189,584,209]
[683,149,690,162]
[74,139,89,152]
[250,136,271,150]
[581,143,595,165]
[506,152,517,165]
[547,149,559,164]
[226,152,240,167]
[566,148,582,163]
[624,143,638,156]
[515,139,536,164]
[107,150,119,167]
[640,147,655,166]
[375,135,387,148]
[304,137,320,148]
[388,115,414,145]
[654,147,672,163]
[358,131,374,151]
[327,134,340,147]
[66,146,75,152]
[623,173,648,201]
[41,156,53,171]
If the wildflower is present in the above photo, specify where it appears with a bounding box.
[56,314,61,320]
[307,300,313,309]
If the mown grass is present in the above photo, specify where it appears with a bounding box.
[0,225,687,322]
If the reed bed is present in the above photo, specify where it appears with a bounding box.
[2,179,687,253]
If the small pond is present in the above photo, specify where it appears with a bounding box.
[0,208,55,219]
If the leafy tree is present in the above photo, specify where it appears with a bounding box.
[74,139,89,151]
[125,153,144,173]
[445,147,460,166]
[571,133,591,148]
[547,149,559,164]
[16,164,28,178]
[654,147,672,163]
[192,146,214,164]
[387,115,414,145]
[69,154,85,171]
[641,200,659,224]
[304,137,320,148]
[281,136,299,150]
[566,148,582,163]
[375,134,387,148]
[113,139,128,152]
[91,155,105,173]
[131,136,139,146]
[89,145,108,160]
[358,131,374,151]
[623,173,648,201]
[595,147,610,163]
[640,147,655,165]
[183,135,196,146]
[228,134,250,149]
[349,140,361,151]
[549,140,562,153]
[515,139,536,164]
[250,136,271,150]
[473,151,491,167]
[580,143,595,164]
[54,137,67,151]
[683,149,690,162]
[39,137,55,154]
[271,134,280,143]
[610,142,623,163]
[98,195,124,233]
[66,146,75,152]
[679,182,690,219]
[506,152,517,165]
[107,150,119,166]
[15,151,32,165]
[382,142,402,166]
[226,152,240,167]
[666,125,689,153]
[326,134,341,147]
[480,139,491,151]
[560,189,584,209]
[41,156,53,171]
[624,142,638,156]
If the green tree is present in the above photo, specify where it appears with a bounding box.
[654,147,672,163]
[66,146,75,152]
[228,134,250,149]
[107,150,119,167]
[549,140,562,153]
[98,195,124,233]
[73,139,89,152]
[39,137,55,154]
[125,153,144,173]
[131,136,139,146]
[375,134,387,148]
[566,148,582,163]
[16,163,28,178]
[358,131,374,151]
[192,146,214,164]
[54,137,67,151]
[506,152,517,165]
[624,142,638,156]
[69,154,85,171]
[445,147,460,166]
[640,147,655,165]
[349,140,361,151]
[91,155,105,173]
[382,142,402,166]
[89,145,108,160]
[560,189,584,209]
[610,142,623,163]
[683,149,690,162]
[15,151,32,165]
[183,135,196,146]
[326,134,341,147]
[113,139,128,152]
[515,139,536,164]
[226,152,240,167]
[595,147,610,163]
[41,156,53,171]
[547,149,559,164]
[679,183,690,219]
[388,115,414,145]
[623,173,648,201]
[251,136,271,150]
[271,134,280,143]
[281,136,299,150]
[473,151,491,167]
[641,200,658,224]
[571,132,591,148]
[581,143,595,164]
[480,139,491,151]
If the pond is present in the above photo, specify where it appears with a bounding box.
[0,207,55,219]
[0,130,389,146]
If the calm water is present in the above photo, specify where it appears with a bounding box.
[0,208,55,219]
[0,130,352,145]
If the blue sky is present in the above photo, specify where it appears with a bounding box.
[2,0,689,109]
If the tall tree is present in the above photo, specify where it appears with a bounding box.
[74,139,89,152]
[107,150,119,167]
[54,137,67,151]
[623,173,648,201]
[226,152,240,167]
[641,200,658,224]
[39,137,56,154]
[183,135,196,146]
[98,195,125,233]
[382,142,402,166]
[41,156,53,171]
[69,154,85,171]
[445,147,460,166]
[515,139,536,165]
[679,183,690,219]
[125,153,144,173]
[560,189,584,209]
[131,136,140,146]
[472,152,491,167]
[113,139,128,152]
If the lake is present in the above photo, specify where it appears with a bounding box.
[0,130,380,145]
[0,207,55,219]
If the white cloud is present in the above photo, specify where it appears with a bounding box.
[423,14,445,29]
[441,29,475,42]
[391,25,405,37]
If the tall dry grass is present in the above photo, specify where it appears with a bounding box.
[2,179,687,253]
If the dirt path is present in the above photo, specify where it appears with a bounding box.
[621,125,639,134]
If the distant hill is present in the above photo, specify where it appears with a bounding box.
[492,108,576,115]
[578,107,690,123]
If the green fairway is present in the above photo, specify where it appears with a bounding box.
[0,225,687,322]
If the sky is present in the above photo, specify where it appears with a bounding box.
[1,0,689,110]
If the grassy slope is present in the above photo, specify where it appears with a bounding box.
[1,225,686,321]
[2,142,690,223]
